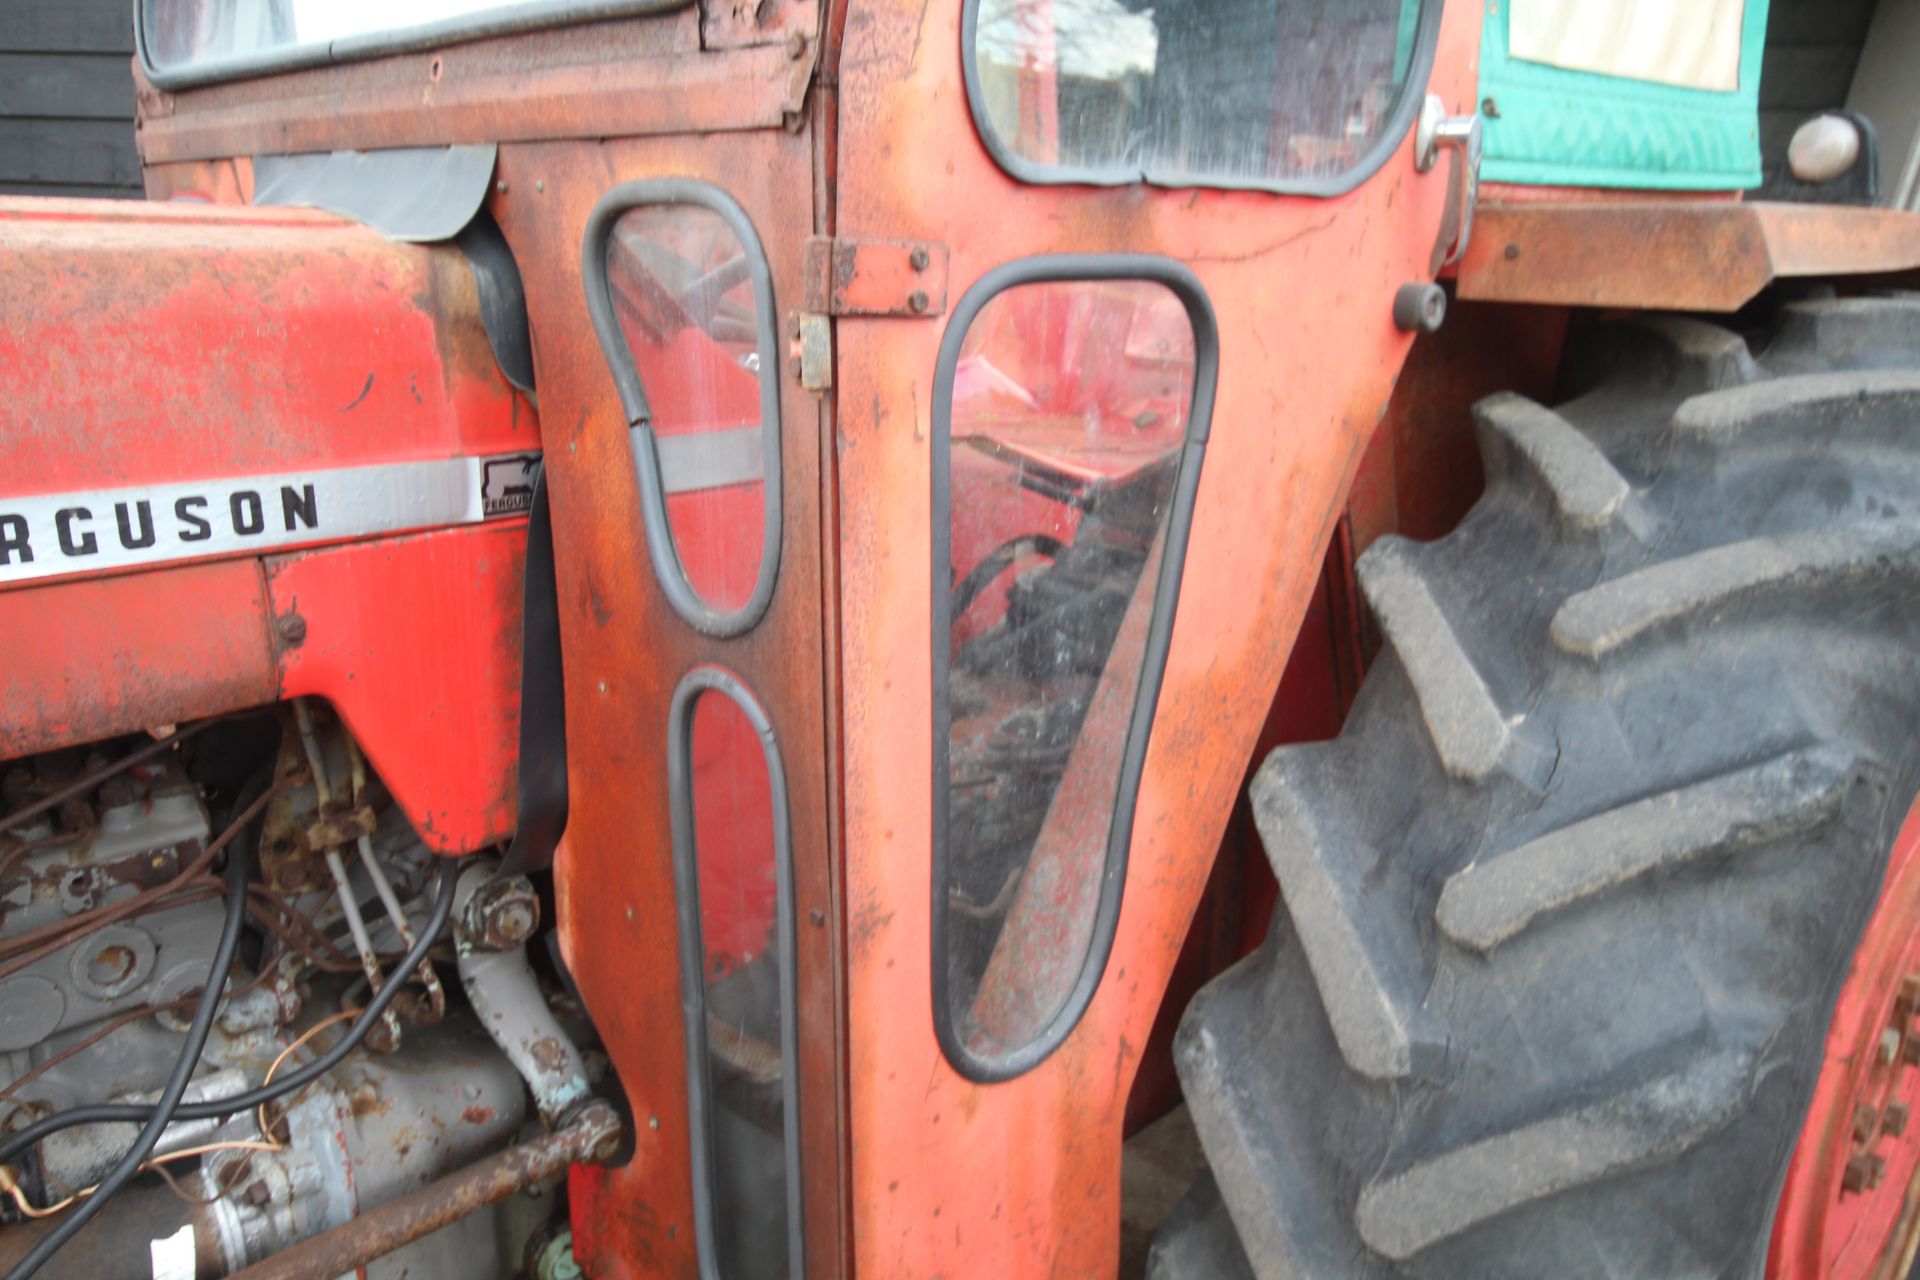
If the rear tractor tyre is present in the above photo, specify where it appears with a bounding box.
[1150,300,1920,1279]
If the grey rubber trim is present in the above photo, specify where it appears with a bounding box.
[930,254,1218,1083]
[582,179,784,639]
[456,212,539,394]
[137,0,692,90]
[252,145,497,242]
[666,666,806,1280]
[960,0,1442,196]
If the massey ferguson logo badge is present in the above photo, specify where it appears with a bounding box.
[0,452,541,586]
[482,455,541,518]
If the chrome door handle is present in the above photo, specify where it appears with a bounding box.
[1416,95,1483,274]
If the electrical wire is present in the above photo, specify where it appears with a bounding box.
[0,959,281,1108]
[0,857,461,1170]
[255,1008,361,1141]
[1,803,252,1280]
[0,719,218,836]
[0,779,291,976]
[2,1141,280,1219]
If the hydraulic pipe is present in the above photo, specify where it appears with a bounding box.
[224,1100,621,1280]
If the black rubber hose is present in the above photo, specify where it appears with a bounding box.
[0,858,461,1170]
[4,813,253,1280]
[950,533,1065,621]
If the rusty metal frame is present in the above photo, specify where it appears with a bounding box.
[929,253,1217,1083]
[1456,200,1920,312]
[666,665,806,1280]
[137,0,691,90]
[133,12,815,165]
[959,0,1445,196]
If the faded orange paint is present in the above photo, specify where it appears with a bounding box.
[112,0,1492,1273]
[0,197,537,853]
[828,0,1487,1273]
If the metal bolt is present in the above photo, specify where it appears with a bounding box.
[535,179,545,193]
[467,876,541,950]
[1392,282,1446,334]
[89,944,136,988]
[243,1179,273,1207]
[496,180,509,194]
[276,614,308,647]
[1844,1154,1886,1193]
[648,1115,660,1131]
[1504,243,1521,261]
[1880,1028,1902,1064]
[909,247,930,271]
[1888,1103,1911,1137]
[1855,1102,1879,1142]
[1480,97,1499,119]
[1901,1035,1920,1068]
[908,290,930,314]
[785,30,807,59]
[809,908,826,927]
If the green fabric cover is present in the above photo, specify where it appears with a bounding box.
[1476,0,1769,190]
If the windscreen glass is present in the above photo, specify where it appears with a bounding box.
[686,686,793,1280]
[606,202,770,617]
[970,0,1426,187]
[939,278,1196,1062]
[142,0,650,77]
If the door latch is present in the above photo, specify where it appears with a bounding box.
[1416,95,1483,275]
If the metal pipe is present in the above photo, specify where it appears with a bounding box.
[320,846,403,1050]
[347,738,445,1020]
[453,863,590,1124]
[224,1100,621,1280]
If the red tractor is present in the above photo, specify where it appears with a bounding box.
[5,0,1920,1277]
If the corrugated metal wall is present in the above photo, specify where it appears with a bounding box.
[0,0,141,199]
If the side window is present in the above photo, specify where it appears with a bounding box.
[932,258,1217,1081]
[966,0,1438,193]
[584,181,783,637]
[668,668,805,1280]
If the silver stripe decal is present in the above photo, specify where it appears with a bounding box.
[652,426,765,496]
[0,453,541,586]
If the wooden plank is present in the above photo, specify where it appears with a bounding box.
[0,0,133,54]
[0,53,136,119]
[0,118,139,188]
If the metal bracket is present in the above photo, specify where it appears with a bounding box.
[802,235,949,318]
[1417,94,1483,275]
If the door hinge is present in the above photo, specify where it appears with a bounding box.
[787,311,833,392]
[802,235,949,318]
